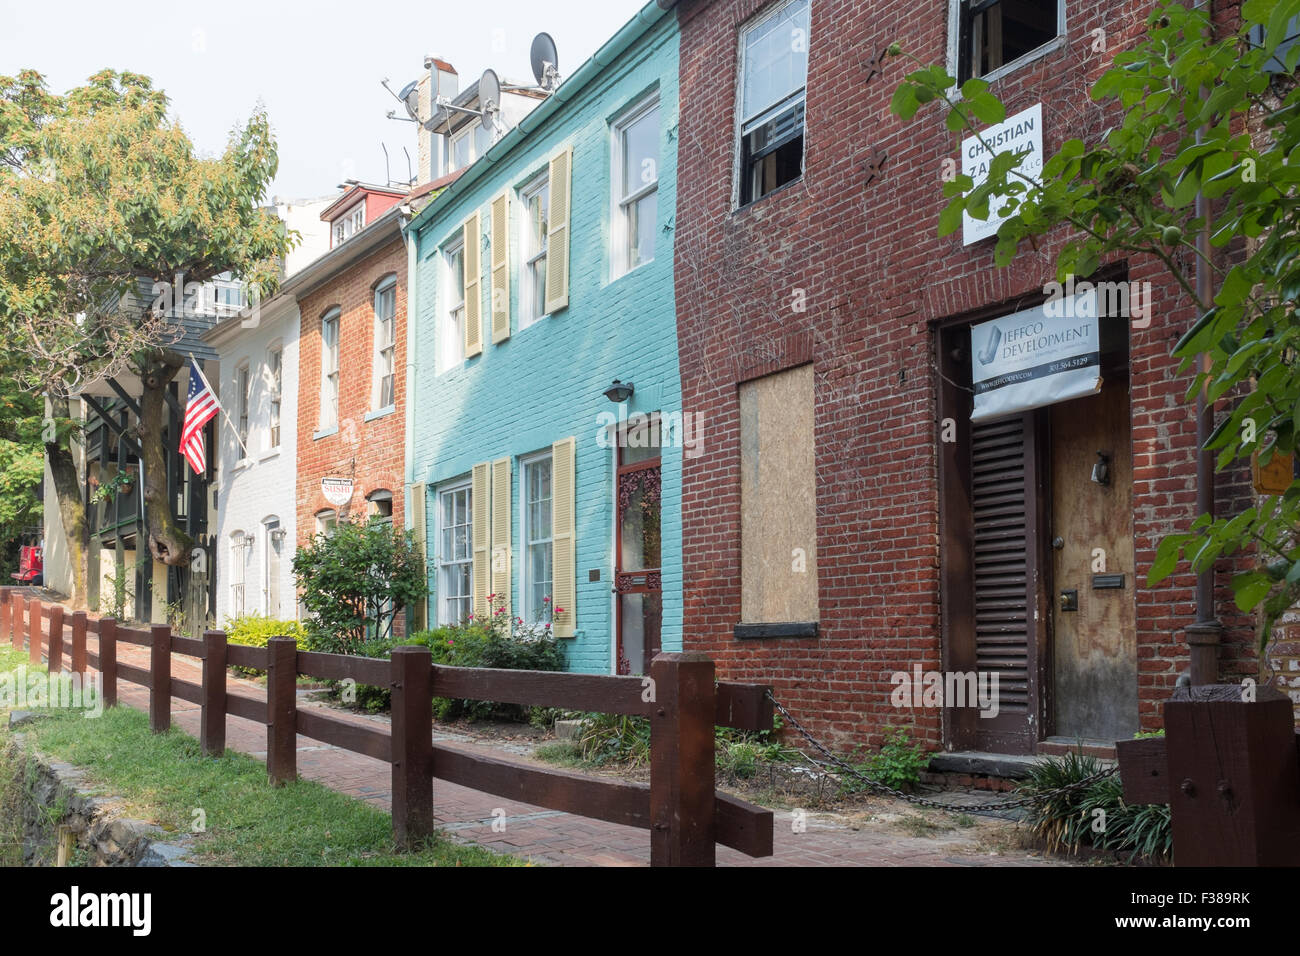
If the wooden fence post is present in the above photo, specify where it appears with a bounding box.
[8,595,21,651]
[266,636,298,785]
[149,624,171,733]
[200,630,227,758]
[0,588,10,645]
[70,612,87,675]
[47,605,64,673]
[27,599,41,666]
[391,645,434,848]
[99,618,118,708]
[649,652,717,867]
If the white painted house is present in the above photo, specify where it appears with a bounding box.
[204,292,302,625]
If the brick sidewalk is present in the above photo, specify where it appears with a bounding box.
[79,630,1063,867]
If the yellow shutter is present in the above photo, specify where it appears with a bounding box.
[544,148,571,314]
[489,192,511,344]
[463,213,483,358]
[471,462,490,619]
[551,436,576,638]
[410,482,428,630]
[491,456,512,619]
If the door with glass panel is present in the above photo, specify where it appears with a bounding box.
[615,419,662,676]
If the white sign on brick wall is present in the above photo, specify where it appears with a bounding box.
[322,477,353,506]
[962,103,1043,246]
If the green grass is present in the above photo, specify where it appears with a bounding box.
[0,648,526,867]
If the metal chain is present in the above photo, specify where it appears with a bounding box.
[765,691,1119,814]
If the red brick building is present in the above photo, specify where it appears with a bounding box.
[292,185,411,575]
[673,0,1253,758]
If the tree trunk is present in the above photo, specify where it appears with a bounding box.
[138,356,191,566]
[45,394,88,608]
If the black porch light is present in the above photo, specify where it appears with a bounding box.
[603,379,634,403]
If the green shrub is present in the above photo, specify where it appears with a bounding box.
[841,726,930,793]
[575,713,651,768]
[222,614,307,677]
[1017,750,1171,862]
[293,518,427,654]
[406,598,566,722]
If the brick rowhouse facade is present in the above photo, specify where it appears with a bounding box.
[294,222,408,618]
[673,0,1254,753]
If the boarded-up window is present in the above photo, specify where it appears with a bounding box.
[739,364,818,623]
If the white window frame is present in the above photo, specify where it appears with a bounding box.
[611,95,661,278]
[368,489,394,526]
[315,509,337,537]
[519,171,550,327]
[520,451,554,624]
[734,0,810,209]
[438,238,466,374]
[333,201,366,246]
[319,308,340,431]
[436,479,473,626]
[947,0,1067,86]
[268,345,283,450]
[235,361,251,457]
[229,531,246,617]
[372,276,397,411]
[264,517,283,618]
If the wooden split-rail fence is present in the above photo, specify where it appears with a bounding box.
[0,587,775,866]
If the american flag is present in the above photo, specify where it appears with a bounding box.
[181,360,220,475]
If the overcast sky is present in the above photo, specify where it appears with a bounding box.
[1,0,648,199]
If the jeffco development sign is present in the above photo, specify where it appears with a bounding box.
[971,288,1102,421]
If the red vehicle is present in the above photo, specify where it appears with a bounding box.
[11,544,42,585]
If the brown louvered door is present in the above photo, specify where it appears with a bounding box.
[968,412,1043,754]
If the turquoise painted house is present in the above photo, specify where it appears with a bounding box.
[404,2,682,675]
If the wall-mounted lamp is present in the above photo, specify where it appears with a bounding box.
[270,529,287,544]
[603,379,634,404]
[1091,451,1110,487]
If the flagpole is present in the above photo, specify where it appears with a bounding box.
[187,353,250,460]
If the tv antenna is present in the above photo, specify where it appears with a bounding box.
[530,33,560,92]
[434,69,502,137]
[381,77,421,123]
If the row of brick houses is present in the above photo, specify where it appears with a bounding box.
[43,0,1273,761]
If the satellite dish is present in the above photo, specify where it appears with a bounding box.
[479,69,501,132]
[398,80,420,121]
[530,32,559,90]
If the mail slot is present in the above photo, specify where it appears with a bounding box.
[1092,573,1125,590]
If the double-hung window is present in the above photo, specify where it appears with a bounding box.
[438,482,473,625]
[320,309,340,430]
[333,203,365,246]
[373,277,397,410]
[737,0,810,206]
[613,97,660,275]
[954,1,1064,83]
[439,241,466,373]
[520,174,549,325]
[269,346,282,450]
[236,362,250,455]
[522,453,554,621]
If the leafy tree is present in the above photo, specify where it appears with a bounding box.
[0,349,43,570]
[0,69,291,602]
[293,519,429,654]
[891,1,1300,653]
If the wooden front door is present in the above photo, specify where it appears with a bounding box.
[1048,375,1138,742]
[614,420,663,676]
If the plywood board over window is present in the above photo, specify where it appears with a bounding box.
[739,363,818,624]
